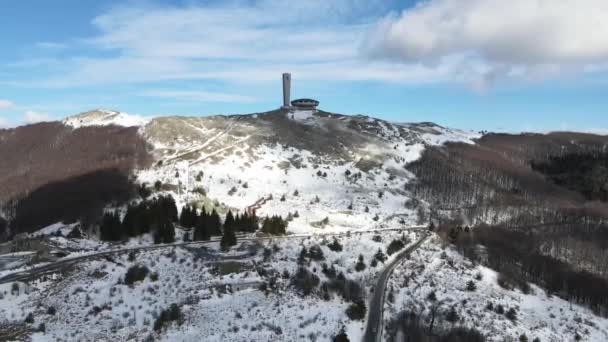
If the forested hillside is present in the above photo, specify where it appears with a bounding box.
[0,122,152,238]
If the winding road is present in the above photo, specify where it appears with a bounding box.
[0,227,426,285]
[363,231,431,342]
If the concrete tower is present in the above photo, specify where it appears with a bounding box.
[282,73,291,108]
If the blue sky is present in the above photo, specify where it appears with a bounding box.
[1,0,608,132]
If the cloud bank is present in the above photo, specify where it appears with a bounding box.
[10,0,608,90]
[364,0,608,87]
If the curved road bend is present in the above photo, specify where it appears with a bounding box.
[0,227,427,285]
[363,232,430,342]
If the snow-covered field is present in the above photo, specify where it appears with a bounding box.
[384,236,608,342]
[0,230,420,341]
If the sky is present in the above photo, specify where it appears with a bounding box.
[1,0,608,132]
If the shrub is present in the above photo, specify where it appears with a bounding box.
[466,280,477,291]
[328,238,343,252]
[506,307,518,321]
[47,306,56,315]
[24,313,34,324]
[308,245,325,261]
[495,304,505,314]
[153,304,182,331]
[124,265,150,285]
[374,249,387,263]
[386,239,405,255]
[345,299,366,320]
[445,307,459,324]
[334,326,350,342]
[520,334,528,342]
[291,267,320,296]
[355,255,366,272]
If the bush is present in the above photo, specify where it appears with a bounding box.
[291,267,320,296]
[345,299,366,320]
[124,265,150,285]
[520,334,528,342]
[495,304,505,314]
[328,238,343,252]
[355,255,366,272]
[308,245,325,261]
[334,326,350,342]
[47,306,56,315]
[153,304,182,331]
[445,307,459,324]
[386,239,405,255]
[466,280,477,291]
[24,312,34,324]
[374,249,387,263]
[506,307,518,321]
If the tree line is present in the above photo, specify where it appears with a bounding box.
[101,196,289,249]
[450,225,608,317]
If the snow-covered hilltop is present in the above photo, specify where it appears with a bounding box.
[63,109,150,128]
[135,108,478,232]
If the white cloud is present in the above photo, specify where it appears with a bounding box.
[23,110,51,124]
[0,100,14,110]
[32,1,440,87]
[12,0,608,89]
[0,116,11,128]
[364,0,608,86]
[140,90,256,103]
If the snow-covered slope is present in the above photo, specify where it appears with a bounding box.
[63,109,150,128]
[136,109,479,233]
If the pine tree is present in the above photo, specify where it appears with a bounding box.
[309,245,325,261]
[446,306,459,324]
[466,280,477,291]
[298,247,309,265]
[154,218,175,244]
[261,216,287,235]
[100,212,122,241]
[355,255,366,272]
[220,212,237,251]
[209,209,222,236]
[328,238,343,252]
[194,209,210,241]
[334,327,350,342]
[374,249,387,263]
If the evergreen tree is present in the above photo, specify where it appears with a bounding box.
[355,255,366,272]
[220,211,237,251]
[298,246,309,265]
[194,208,210,241]
[261,215,287,235]
[345,298,366,320]
[100,212,122,241]
[466,280,477,291]
[154,218,175,244]
[328,238,343,252]
[179,205,196,228]
[208,209,222,236]
[224,211,235,233]
[309,245,325,261]
[446,306,459,324]
[374,249,387,263]
[334,327,350,342]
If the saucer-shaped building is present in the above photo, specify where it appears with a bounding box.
[291,98,319,110]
